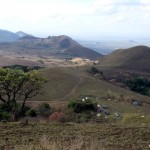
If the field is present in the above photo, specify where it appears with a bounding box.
[1,60,150,150]
[0,122,150,150]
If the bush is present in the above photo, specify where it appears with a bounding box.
[126,77,150,95]
[1,103,31,117]
[68,99,97,113]
[38,103,51,117]
[0,101,19,113]
[88,67,103,75]
[74,113,90,123]
[0,103,9,112]
[0,112,12,121]
[20,105,31,116]
[26,109,37,117]
[49,112,66,123]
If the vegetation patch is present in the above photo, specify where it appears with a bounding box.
[37,103,52,117]
[2,64,43,72]
[0,68,47,121]
[0,123,150,150]
[68,99,97,113]
[122,113,150,124]
[126,77,150,96]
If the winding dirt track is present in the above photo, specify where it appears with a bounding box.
[27,74,84,103]
[59,76,84,100]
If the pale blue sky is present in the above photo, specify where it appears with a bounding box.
[0,0,150,40]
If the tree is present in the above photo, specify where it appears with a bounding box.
[0,68,47,116]
[126,77,150,95]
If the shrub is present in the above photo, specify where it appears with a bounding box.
[0,103,9,112]
[49,112,66,122]
[0,112,12,121]
[20,105,31,116]
[68,99,97,113]
[88,67,103,75]
[2,65,42,72]
[74,113,90,123]
[26,109,37,117]
[126,77,150,95]
[0,101,19,113]
[38,103,51,117]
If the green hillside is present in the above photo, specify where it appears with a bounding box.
[4,66,149,150]
[1,62,150,150]
[31,67,149,101]
[98,46,150,73]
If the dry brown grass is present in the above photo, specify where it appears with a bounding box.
[0,54,41,67]
[98,46,150,73]
[0,123,150,150]
[27,67,150,103]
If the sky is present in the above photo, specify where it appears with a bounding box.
[0,0,150,40]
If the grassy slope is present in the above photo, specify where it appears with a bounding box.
[0,55,41,67]
[1,67,150,150]
[65,45,103,60]
[31,67,150,102]
[29,67,150,116]
[0,123,150,150]
[7,65,149,126]
[32,67,80,101]
[98,46,150,73]
[74,70,150,115]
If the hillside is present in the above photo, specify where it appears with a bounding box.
[16,31,31,37]
[0,29,20,42]
[31,67,149,101]
[0,55,42,67]
[98,45,150,72]
[1,62,150,150]
[0,35,102,60]
[1,65,149,119]
[65,45,101,60]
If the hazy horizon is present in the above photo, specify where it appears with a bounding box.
[0,0,150,40]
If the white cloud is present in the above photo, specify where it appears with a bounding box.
[94,0,141,6]
[94,0,120,6]
[140,0,150,5]
[115,15,127,22]
[0,0,150,39]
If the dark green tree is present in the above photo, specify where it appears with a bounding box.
[126,77,150,95]
[0,68,47,116]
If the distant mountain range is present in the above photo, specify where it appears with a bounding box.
[16,31,31,38]
[98,45,150,73]
[0,29,33,42]
[0,29,102,60]
[0,29,20,42]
